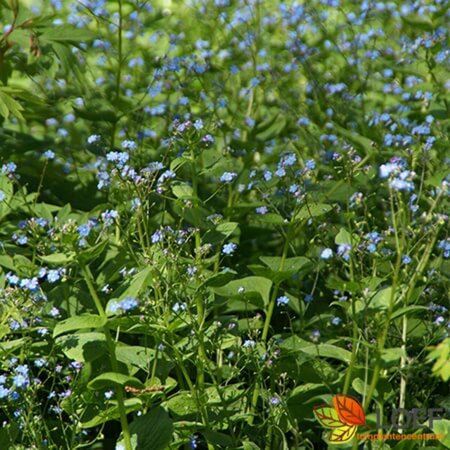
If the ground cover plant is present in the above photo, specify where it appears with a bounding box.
[0,0,449,448]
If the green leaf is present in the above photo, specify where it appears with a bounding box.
[427,338,450,382]
[56,332,107,362]
[88,372,144,390]
[381,348,406,365]
[432,419,450,448]
[368,287,393,310]
[203,430,234,448]
[335,228,352,245]
[203,222,239,244]
[390,305,428,320]
[53,314,107,338]
[0,338,29,357]
[78,239,109,264]
[164,391,199,419]
[242,441,261,450]
[38,26,96,43]
[172,183,194,199]
[0,175,13,219]
[251,256,312,283]
[117,407,174,450]
[40,253,75,264]
[0,88,24,120]
[115,345,155,371]
[0,254,15,272]
[280,336,351,363]
[110,266,153,310]
[80,398,142,428]
[213,276,273,308]
[201,269,237,287]
[259,256,310,272]
[294,203,332,221]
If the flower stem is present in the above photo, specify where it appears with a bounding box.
[81,264,133,450]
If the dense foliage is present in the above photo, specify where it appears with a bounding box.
[0,0,449,448]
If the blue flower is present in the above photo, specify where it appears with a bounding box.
[101,210,119,226]
[305,159,316,171]
[78,224,91,237]
[331,317,342,326]
[120,297,138,311]
[1,162,17,174]
[151,230,163,244]
[242,339,256,348]
[47,269,61,283]
[402,255,412,265]
[189,435,198,449]
[337,243,352,261]
[270,397,281,406]
[320,248,333,260]
[193,119,204,130]
[276,295,289,306]
[220,172,237,183]
[121,140,137,151]
[43,150,55,159]
[222,242,237,255]
[0,386,10,399]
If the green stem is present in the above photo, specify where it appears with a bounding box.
[81,264,133,450]
[364,189,402,412]
[343,220,358,395]
[249,229,290,425]
[111,0,123,148]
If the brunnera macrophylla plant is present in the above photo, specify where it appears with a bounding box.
[0,0,449,449]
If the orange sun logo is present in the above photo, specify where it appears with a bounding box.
[314,394,366,444]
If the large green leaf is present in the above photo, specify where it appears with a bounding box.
[213,276,273,309]
[294,203,333,221]
[280,336,351,363]
[432,419,450,448]
[88,372,144,390]
[56,332,107,362]
[80,398,142,429]
[53,314,107,338]
[117,407,174,450]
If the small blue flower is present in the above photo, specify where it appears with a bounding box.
[43,150,55,160]
[331,317,342,326]
[77,224,91,237]
[120,297,138,311]
[193,119,204,130]
[276,295,289,306]
[0,386,10,399]
[220,172,237,183]
[270,397,281,406]
[47,270,61,283]
[242,339,256,348]
[186,266,197,277]
[151,230,163,244]
[305,159,316,171]
[222,242,237,255]
[402,255,412,265]
[320,248,333,260]
[337,243,352,261]
[189,435,198,449]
